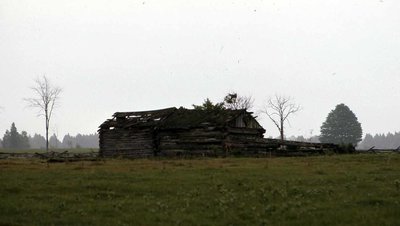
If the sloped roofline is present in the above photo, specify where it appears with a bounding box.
[113,107,177,118]
[99,107,264,130]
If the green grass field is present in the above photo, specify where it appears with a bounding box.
[1,154,400,225]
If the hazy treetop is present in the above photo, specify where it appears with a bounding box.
[0,0,399,138]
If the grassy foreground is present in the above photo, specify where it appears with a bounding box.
[1,154,400,226]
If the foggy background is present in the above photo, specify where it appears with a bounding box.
[1,0,399,144]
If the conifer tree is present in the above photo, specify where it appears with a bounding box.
[2,123,30,149]
[320,104,362,146]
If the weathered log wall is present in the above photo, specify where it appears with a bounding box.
[99,125,341,158]
[157,127,225,156]
[157,127,268,156]
[100,125,281,158]
[99,128,155,157]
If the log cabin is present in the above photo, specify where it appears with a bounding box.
[98,107,270,157]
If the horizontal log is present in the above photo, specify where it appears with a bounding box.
[226,127,263,135]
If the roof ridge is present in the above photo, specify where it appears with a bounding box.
[113,107,177,117]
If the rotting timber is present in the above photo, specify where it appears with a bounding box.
[98,107,339,158]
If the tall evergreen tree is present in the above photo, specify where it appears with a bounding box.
[2,130,11,148]
[320,104,362,146]
[49,134,60,148]
[9,122,19,148]
[19,131,30,149]
[29,134,46,149]
[2,123,30,149]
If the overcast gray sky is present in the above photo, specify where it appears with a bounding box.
[1,0,399,139]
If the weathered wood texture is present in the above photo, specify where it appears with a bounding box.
[99,128,155,157]
[99,107,269,157]
[98,107,339,158]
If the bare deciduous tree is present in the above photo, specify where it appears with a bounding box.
[263,95,301,142]
[224,92,254,111]
[25,76,62,152]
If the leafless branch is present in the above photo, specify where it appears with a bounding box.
[24,75,62,152]
[262,94,301,141]
[224,92,254,111]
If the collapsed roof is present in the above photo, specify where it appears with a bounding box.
[99,107,264,130]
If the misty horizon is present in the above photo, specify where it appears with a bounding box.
[1,0,399,139]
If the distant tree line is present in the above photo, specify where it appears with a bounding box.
[1,123,30,149]
[30,133,99,149]
[1,123,98,150]
[286,135,321,143]
[358,132,400,150]
[287,133,400,150]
